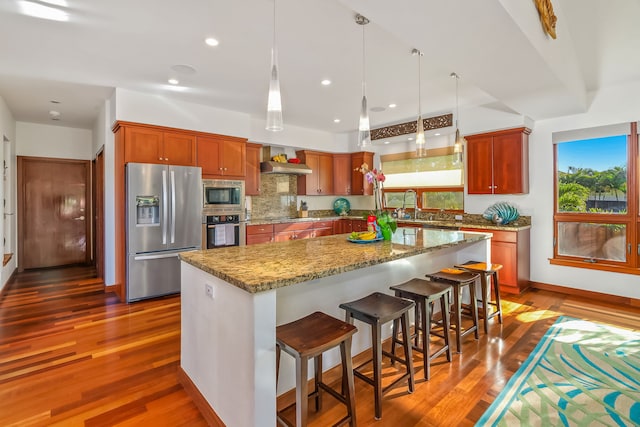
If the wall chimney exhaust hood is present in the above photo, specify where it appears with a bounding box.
[260,161,312,174]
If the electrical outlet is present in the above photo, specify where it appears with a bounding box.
[205,284,214,299]
[454,214,463,221]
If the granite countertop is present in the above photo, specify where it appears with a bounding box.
[180,228,491,294]
[247,215,531,232]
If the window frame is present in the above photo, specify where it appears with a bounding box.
[380,147,464,214]
[550,122,639,274]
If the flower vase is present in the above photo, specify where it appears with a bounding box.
[380,224,392,241]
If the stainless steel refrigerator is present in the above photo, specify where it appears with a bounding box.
[126,163,202,302]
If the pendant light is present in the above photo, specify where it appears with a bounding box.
[266,0,283,131]
[413,48,426,157]
[356,14,370,148]
[451,72,465,164]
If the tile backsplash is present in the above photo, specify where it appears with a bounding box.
[250,174,298,219]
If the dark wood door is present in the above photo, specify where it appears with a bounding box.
[18,157,90,270]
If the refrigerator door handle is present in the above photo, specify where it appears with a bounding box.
[133,249,197,261]
[170,170,176,244]
[162,169,168,245]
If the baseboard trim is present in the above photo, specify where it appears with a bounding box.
[177,367,225,426]
[530,281,640,308]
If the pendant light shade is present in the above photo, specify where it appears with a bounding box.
[356,14,370,148]
[413,48,426,157]
[451,72,465,164]
[266,0,283,131]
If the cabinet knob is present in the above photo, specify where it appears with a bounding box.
[224,167,228,171]
[159,157,163,161]
[165,158,169,161]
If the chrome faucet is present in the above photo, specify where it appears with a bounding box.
[403,189,417,219]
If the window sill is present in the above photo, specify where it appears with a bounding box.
[549,258,640,276]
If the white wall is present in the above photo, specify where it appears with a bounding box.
[16,122,92,160]
[0,95,16,290]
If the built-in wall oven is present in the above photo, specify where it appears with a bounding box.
[202,179,246,249]
[201,214,246,249]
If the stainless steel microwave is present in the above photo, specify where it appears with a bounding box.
[202,179,245,213]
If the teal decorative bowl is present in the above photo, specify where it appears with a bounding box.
[483,202,520,225]
[333,198,351,215]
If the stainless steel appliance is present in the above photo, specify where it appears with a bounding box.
[202,214,246,249]
[202,179,245,213]
[126,163,202,302]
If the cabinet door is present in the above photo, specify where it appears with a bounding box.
[247,233,273,245]
[245,144,261,196]
[163,132,196,166]
[221,140,246,177]
[492,240,518,288]
[333,154,352,195]
[351,152,374,195]
[317,153,334,194]
[297,152,318,195]
[493,133,528,194]
[197,137,222,176]
[466,135,493,194]
[124,127,164,164]
[353,220,368,232]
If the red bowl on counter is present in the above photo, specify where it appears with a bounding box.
[288,158,300,164]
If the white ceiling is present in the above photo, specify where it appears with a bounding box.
[0,0,639,134]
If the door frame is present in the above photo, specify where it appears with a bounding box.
[93,149,105,280]
[17,156,92,271]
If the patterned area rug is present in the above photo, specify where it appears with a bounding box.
[477,316,640,426]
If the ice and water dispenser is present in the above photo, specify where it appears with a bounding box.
[136,196,159,226]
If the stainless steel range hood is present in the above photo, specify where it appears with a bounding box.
[260,161,312,175]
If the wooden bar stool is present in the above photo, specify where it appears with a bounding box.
[425,269,480,353]
[454,261,504,334]
[389,278,453,380]
[339,292,415,420]
[276,311,358,427]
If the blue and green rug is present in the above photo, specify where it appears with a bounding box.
[477,316,640,426]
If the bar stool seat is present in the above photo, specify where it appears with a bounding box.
[339,292,415,420]
[425,268,480,353]
[454,261,504,334]
[276,311,358,427]
[389,278,453,380]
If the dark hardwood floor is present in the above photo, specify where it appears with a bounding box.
[1,266,639,426]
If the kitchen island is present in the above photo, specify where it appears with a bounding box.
[179,228,491,426]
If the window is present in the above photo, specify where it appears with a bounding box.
[552,122,639,273]
[381,147,464,213]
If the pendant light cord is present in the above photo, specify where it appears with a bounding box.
[417,51,422,117]
[455,73,459,129]
[272,0,276,50]
[362,23,366,96]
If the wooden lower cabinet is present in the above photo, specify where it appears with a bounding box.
[461,227,530,294]
[246,224,274,245]
[248,220,336,244]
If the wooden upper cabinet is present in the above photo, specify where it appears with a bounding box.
[245,143,262,196]
[122,125,195,166]
[466,127,530,195]
[197,135,247,179]
[163,132,196,166]
[296,150,334,195]
[333,153,352,195]
[351,151,374,195]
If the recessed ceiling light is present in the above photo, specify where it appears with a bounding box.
[333,118,341,123]
[384,141,391,144]
[168,78,179,85]
[388,103,397,108]
[321,79,331,86]
[407,137,414,141]
[205,38,219,47]
[434,133,441,136]
[170,64,196,75]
